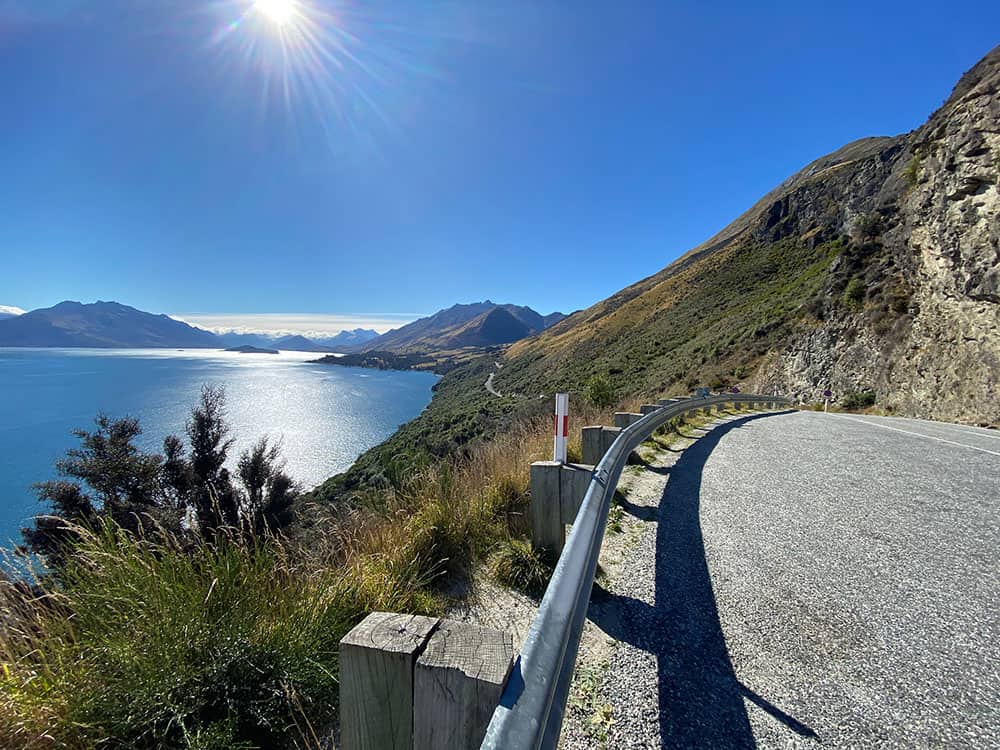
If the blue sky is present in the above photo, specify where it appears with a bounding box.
[1,1,997,333]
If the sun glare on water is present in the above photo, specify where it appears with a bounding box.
[254,0,296,26]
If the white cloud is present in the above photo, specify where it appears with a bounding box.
[0,305,26,316]
[170,312,422,337]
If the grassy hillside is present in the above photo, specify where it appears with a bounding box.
[503,237,847,397]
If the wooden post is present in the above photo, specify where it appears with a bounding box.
[600,426,622,455]
[339,612,440,750]
[581,425,604,465]
[559,463,595,523]
[414,620,515,750]
[613,412,643,428]
[530,461,564,557]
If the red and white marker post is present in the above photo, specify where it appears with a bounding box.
[553,392,569,463]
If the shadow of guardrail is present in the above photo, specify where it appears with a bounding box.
[588,413,817,748]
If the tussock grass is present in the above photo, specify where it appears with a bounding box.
[491,539,552,596]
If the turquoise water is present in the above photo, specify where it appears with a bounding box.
[0,348,438,547]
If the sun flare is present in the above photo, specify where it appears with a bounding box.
[254,0,296,26]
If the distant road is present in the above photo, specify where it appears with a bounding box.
[485,369,502,397]
[592,410,998,748]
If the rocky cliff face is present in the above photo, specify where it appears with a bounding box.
[757,46,1000,422]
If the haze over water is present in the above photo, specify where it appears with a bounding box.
[0,348,438,546]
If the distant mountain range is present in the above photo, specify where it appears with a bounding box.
[0,301,220,348]
[0,300,565,353]
[215,329,380,352]
[359,301,566,353]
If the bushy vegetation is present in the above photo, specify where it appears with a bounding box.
[23,386,296,568]
[1,390,562,748]
[842,277,866,309]
[491,538,552,595]
[903,152,922,187]
[584,374,616,408]
[840,390,877,410]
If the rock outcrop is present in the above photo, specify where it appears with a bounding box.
[757,46,1000,422]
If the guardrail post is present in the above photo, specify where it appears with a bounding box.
[530,461,564,557]
[414,620,515,750]
[339,612,439,750]
[601,426,622,456]
[613,412,643,428]
[559,463,595,523]
[581,426,604,465]
[530,461,599,553]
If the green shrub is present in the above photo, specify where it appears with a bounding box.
[903,153,921,187]
[491,538,552,595]
[583,374,616,409]
[842,278,866,309]
[841,390,877,410]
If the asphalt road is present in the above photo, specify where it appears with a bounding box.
[591,410,999,748]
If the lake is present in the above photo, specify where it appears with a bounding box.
[0,348,438,547]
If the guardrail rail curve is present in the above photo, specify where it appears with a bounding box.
[480,393,790,750]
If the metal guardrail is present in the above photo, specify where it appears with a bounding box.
[480,393,790,750]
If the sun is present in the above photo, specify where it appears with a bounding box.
[254,0,297,26]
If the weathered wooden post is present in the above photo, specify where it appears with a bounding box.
[340,613,515,750]
[559,463,594,523]
[530,461,597,554]
[530,461,564,557]
[414,621,515,749]
[339,612,439,750]
[600,426,622,456]
[613,411,642,428]
[581,425,604,465]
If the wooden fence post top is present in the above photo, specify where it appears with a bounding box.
[416,619,514,685]
[340,611,440,654]
[531,459,563,469]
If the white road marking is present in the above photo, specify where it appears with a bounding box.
[834,415,1000,458]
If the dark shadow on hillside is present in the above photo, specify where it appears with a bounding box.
[587,413,817,748]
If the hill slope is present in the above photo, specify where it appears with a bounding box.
[0,301,222,348]
[499,45,1000,424]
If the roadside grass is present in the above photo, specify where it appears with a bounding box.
[0,402,626,749]
[0,381,690,749]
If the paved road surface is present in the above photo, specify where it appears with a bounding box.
[591,410,998,748]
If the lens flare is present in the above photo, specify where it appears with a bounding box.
[207,0,467,159]
[254,0,296,26]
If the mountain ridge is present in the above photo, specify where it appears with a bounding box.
[359,300,564,353]
[0,301,221,348]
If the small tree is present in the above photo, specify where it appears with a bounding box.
[23,414,178,566]
[24,386,299,567]
[584,374,616,408]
